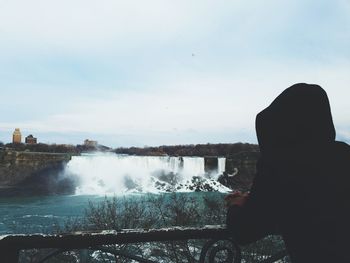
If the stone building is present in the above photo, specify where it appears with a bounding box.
[25,134,37,144]
[12,128,22,144]
[84,139,98,147]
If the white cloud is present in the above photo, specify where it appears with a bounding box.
[1,62,349,146]
[0,0,222,52]
[0,0,321,54]
[0,0,350,146]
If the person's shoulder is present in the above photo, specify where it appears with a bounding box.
[334,140,350,147]
[326,141,350,165]
[333,141,350,153]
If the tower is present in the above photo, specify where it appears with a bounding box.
[12,128,22,144]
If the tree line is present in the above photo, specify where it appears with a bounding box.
[114,143,259,157]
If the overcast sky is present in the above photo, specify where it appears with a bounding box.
[0,0,350,147]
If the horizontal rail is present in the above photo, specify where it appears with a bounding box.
[0,225,287,263]
[0,225,230,250]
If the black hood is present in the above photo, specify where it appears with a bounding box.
[256,83,336,155]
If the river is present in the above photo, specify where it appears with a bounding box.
[0,154,229,234]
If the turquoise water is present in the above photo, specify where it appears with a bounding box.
[0,195,108,234]
[0,192,225,235]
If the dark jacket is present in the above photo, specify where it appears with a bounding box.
[226,83,350,263]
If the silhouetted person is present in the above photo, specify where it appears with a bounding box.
[226,83,350,262]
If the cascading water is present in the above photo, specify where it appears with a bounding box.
[64,153,230,195]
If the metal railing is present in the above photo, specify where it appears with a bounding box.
[0,225,287,263]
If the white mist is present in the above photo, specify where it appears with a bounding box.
[64,153,228,195]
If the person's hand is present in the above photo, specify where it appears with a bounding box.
[224,191,249,207]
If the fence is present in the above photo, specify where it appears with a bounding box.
[0,225,287,263]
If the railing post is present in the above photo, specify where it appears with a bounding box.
[79,249,89,262]
[0,246,19,263]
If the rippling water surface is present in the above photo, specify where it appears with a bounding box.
[0,192,225,235]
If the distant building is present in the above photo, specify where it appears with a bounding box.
[12,128,22,143]
[84,139,98,147]
[25,134,37,144]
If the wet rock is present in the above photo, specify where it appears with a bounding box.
[204,156,218,174]
[0,149,74,196]
[218,151,260,191]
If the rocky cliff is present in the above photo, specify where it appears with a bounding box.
[218,151,260,191]
[0,149,77,196]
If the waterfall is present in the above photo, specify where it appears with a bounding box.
[65,153,229,195]
[182,157,205,181]
[218,157,226,175]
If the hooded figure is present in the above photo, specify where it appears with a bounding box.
[226,83,350,262]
